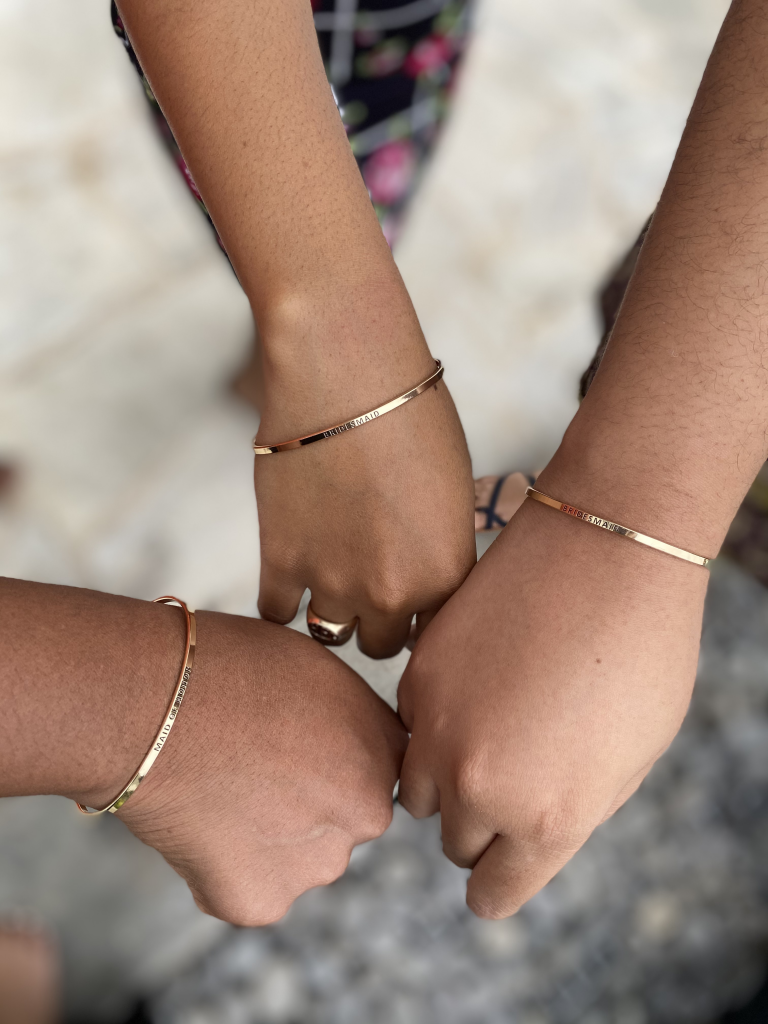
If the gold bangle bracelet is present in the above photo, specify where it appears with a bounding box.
[75,596,196,816]
[253,359,444,455]
[525,487,711,568]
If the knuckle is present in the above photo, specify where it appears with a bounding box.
[238,901,293,928]
[452,755,491,813]
[210,892,292,928]
[313,848,352,888]
[365,577,412,617]
[313,576,346,603]
[360,795,394,840]
[309,580,356,619]
[193,877,292,928]
[519,800,588,855]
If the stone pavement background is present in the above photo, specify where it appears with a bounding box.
[5,0,766,1022]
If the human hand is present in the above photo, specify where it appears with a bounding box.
[253,301,476,660]
[397,488,708,918]
[118,612,407,925]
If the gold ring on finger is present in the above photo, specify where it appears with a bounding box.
[306,603,358,647]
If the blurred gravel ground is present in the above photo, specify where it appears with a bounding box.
[148,558,768,1024]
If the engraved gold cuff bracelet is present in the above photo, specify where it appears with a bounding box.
[76,596,196,816]
[526,487,710,567]
[253,360,443,455]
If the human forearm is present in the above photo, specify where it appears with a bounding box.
[540,0,768,555]
[0,578,183,807]
[399,1,768,918]
[115,0,433,429]
[0,577,407,924]
[115,0,475,653]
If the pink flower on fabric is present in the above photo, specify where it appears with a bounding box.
[356,37,408,77]
[404,34,453,77]
[176,156,203,203]
[363,140,417,206]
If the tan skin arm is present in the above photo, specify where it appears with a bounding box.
[399,0,768,917]
[544,0,768,555]
[115,0,475,658]
[0,577,406,924]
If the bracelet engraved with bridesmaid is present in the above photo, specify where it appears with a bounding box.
[75,596,196,816]
[525,487,711,567]
[253,360,443,455]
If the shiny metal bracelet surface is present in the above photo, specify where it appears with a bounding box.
[525,487,710,567]
[75,596,197,816]
[253,359,443,455]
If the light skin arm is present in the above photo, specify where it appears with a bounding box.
[0,577,406,924]
[114,0,476,657]
[399,0,768,916]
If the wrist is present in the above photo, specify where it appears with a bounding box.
[114,611,267,832]
[66,602,187,811]
[254,278,436,439]
[497,484,709,608]
[113,610,224,830]
[0,582,188,808]
[536,412,727,561]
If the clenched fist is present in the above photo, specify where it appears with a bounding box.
[121,612,408,924]
[398,494,707,918]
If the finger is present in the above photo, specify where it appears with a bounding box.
[438,793,496,869]
[396,675,414,732]
[307,589,359,626]
[466,831,582,919]
[397,742,440,818]
[599,762,652,824]
[257,563,305,625]
[405,616,418,652]
[410,607,438,647]
[356,611,413,660]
